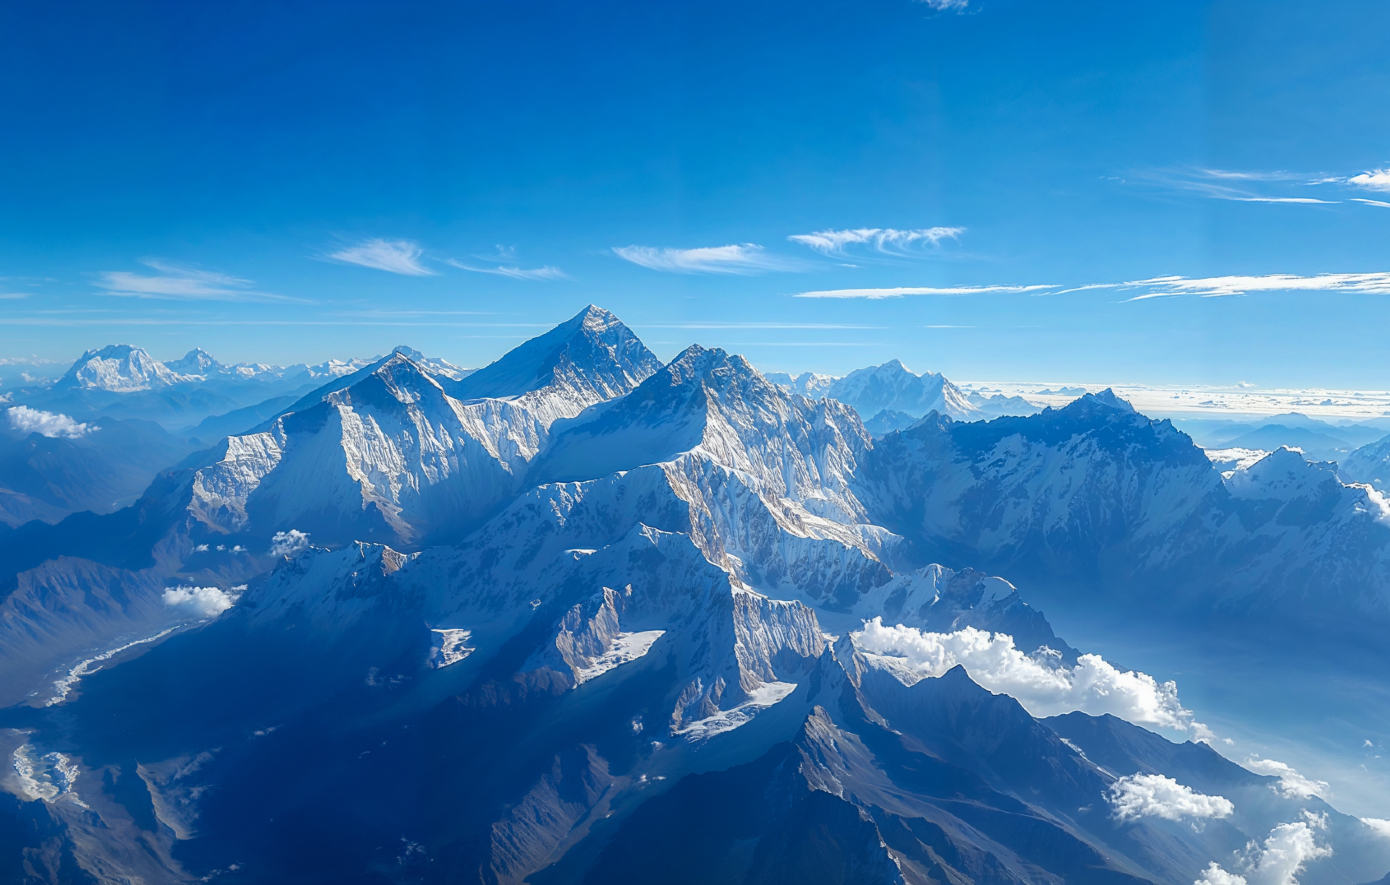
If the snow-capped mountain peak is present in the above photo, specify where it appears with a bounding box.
[57,344,185,391]
[164,347,222,376]
[448,304,660,402]
[770,358,982,422]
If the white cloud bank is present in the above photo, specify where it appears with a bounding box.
[1195,813,1331,885]
[329,239,435,276]
[1107,774,1233,822]
[270,529,310,557]
[612,244,793,274]
[789,226,964,256]
[1243,758,1330,799]
[853,619,1212,739]
[1363,818,1390,839]
[6,406,94,439]
[1348,169,1390,193]
[163,584,244,619]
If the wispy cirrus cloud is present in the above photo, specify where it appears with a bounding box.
[1144,168,1340,204]
[1115,272,1390,301]
[1352,198,1390,208]
[789,227,964,256]
[445,259,568,281]
[1127,165,1390,206]
[920,0,968,10]
[795,284,1052,299]
[613,244,796,274]
[642,321,886,330]
[328,238,436,276]
[95,260,294,302]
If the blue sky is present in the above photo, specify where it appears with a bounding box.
[2,0,1389,386]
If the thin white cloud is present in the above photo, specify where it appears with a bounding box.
[1231,197,1338,204]
[1107,774,1234,823]
[162,584,242,619]
[1128,167,1342,205]
[1120,272,1390,301]
[1363,819,1390,839]
[1199,169,1306,182]
[853,619,1213,739]
[96,260,292,302]
[329,239,436,276]
[920,0,968,9]
[1352,198,1390,208]
[445,259,568,281]
[0,293,28,300]
[795,284,1053,299]
[1195,813,1331,885]
[270,529,310,557]
[788,227,965,256]
[6,406,94,439]
[612,244,794,274]
[1243,758,1330,799]
[643,321,885,330]
[1348,169,1390,193]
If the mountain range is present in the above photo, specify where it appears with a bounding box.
[1,306,1388,884]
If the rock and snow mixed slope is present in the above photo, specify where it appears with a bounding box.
[3,307,1390,883]
[186,305,662,548]
[859,390,1390,614]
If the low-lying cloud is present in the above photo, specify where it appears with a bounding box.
[1243,758,1330,799]
[162,584,243,619]
[270,529,310,557]
[1107,773,1233,822]
[853,619,1212,738]
[6,405,94,439]
[1195,813,1331,885]
[329,239,436,276]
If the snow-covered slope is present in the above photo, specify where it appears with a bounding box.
[57,345,185,392]
[826,359,981,421]
[448,304,660,402]
[8,308,1390,884]
[860,391,1390,613]
[187,306,662,547]
[768,360,981,421]
[1340,433,1390,490]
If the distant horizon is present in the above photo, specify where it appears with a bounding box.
[8,316,1390,425]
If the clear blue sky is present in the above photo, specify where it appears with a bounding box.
[2,0,1388,386]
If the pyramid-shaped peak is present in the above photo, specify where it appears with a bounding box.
[327,349,445,409]
[449,304,660,402]
[166,347,222,374]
